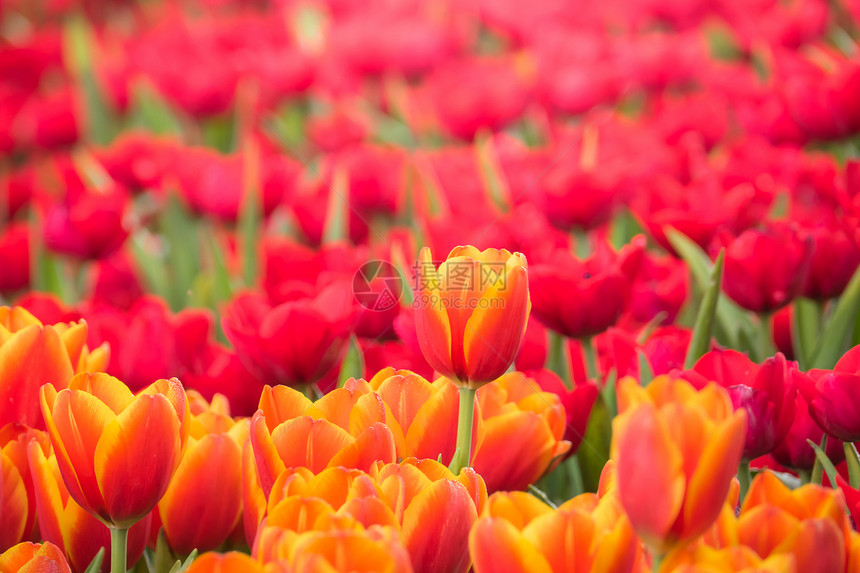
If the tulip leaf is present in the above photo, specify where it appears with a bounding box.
[143,528,175,573]
[770,470,803,490]
[808,438,838,487]
[546,330,572,390]
[475,129,511,211]
[527,483,559,510]
[337,335,365,387]
[684,250,724,369]
[131,231,172,304]
[577,394,612,494]
[82,548,105,573]
[666,228,751,350]
[792,297,822,370]
[638,350,654,387]
[128,80,183,136]
[809,262,860,369]
[161,192,201,311]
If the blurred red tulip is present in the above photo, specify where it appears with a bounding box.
[530,236,644,339]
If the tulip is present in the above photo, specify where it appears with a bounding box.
[660,545,794,572]
[470,491,639,573]
[222,287,353,392]
[682,350,797,460]
[0,424,51,550]
[0,306,108,429]
[0,223,30,294]
[40,373,188,573]
[27,442,151,572]
[795,369,860,442]
[412,246,530,474]
[612,376,747,557]
[154,397,248,555]
[720,223,813,313]
[0,541,71,573]
[529,236,644,340]
[801,221,860,300]
[771,392,845,473]
[185,552,266,573]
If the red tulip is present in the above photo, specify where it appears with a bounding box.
[222,287,352,390]
[530,236,644,339]
[682,350,797,459]
[796,345,860,441]
[719,223,813,313]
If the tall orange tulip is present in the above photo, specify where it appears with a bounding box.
[155,396,247,555]
[0,306,108,429]
[40,373,189,528]
[27,442,152,573]
[611,376,747,557]
[412,246,530,387]
[0,424,50,550]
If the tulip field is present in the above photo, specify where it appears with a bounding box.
[6,0,860,571]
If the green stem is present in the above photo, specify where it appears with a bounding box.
[844,442,860,488]
[581,336,599,381]
[110,527,128,573]
[449,387,476,475]
[811,435,827,485]
[758,312,775,360]
[798,468,811,485]
[651,551,664,573]
[546,331,572,390]
[737,460,751,503]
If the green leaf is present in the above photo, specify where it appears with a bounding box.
[160,192,201,311]
[809,263,860,368]
[577,394,612,494]
[666,228,751,350]
[82,548,105,573]
[238,146,262,288]
[131,231,171,304]
[792,297,821,370]
[684,250,725,369]
[337,335,365,387]
[128,81,183,136]
[638,350,654,387]
[808,437,838,487]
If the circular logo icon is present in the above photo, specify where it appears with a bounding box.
[352,260,403,312]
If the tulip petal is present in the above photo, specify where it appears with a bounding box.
[469,517,553,573]
[271,416,354,474]
[614,403,685,549]
[402,479,477,573]
[413,247,455,377]
[94,395,181,526]
[329,423,396,472]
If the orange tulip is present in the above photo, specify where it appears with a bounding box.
[185,552,268,573]
[39,373,189,528]
[27,442,151,572]
[0,306,108,428]
[412,246,530,388]
[367,368,570,492]
[154,394,248,555]
[0,541,71,573]
[286,527,414,573]
[661,545,795,573]
[469,490,639,573]
[0,424,50,549]
[250,383,398,497]
[611,376,747,555]
[729,471,849,573]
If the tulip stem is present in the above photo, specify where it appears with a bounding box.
[449,387,476,475]
[651,551,664,572]
[581,336,599,381]
[737,460,751,503]
[110,527,128,573]
[811,435,827,485]
[758,312,775,361]
[547,331,572,389]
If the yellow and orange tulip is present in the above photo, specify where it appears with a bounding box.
[611,376,747,555]
[27,441,151,572]
[0,306,108,429]
[412,246,530,387]
[155,393,248,554]
[39,373,188,528]
[0,541,71,573]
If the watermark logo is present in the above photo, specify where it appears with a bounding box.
[352,260,403,311]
